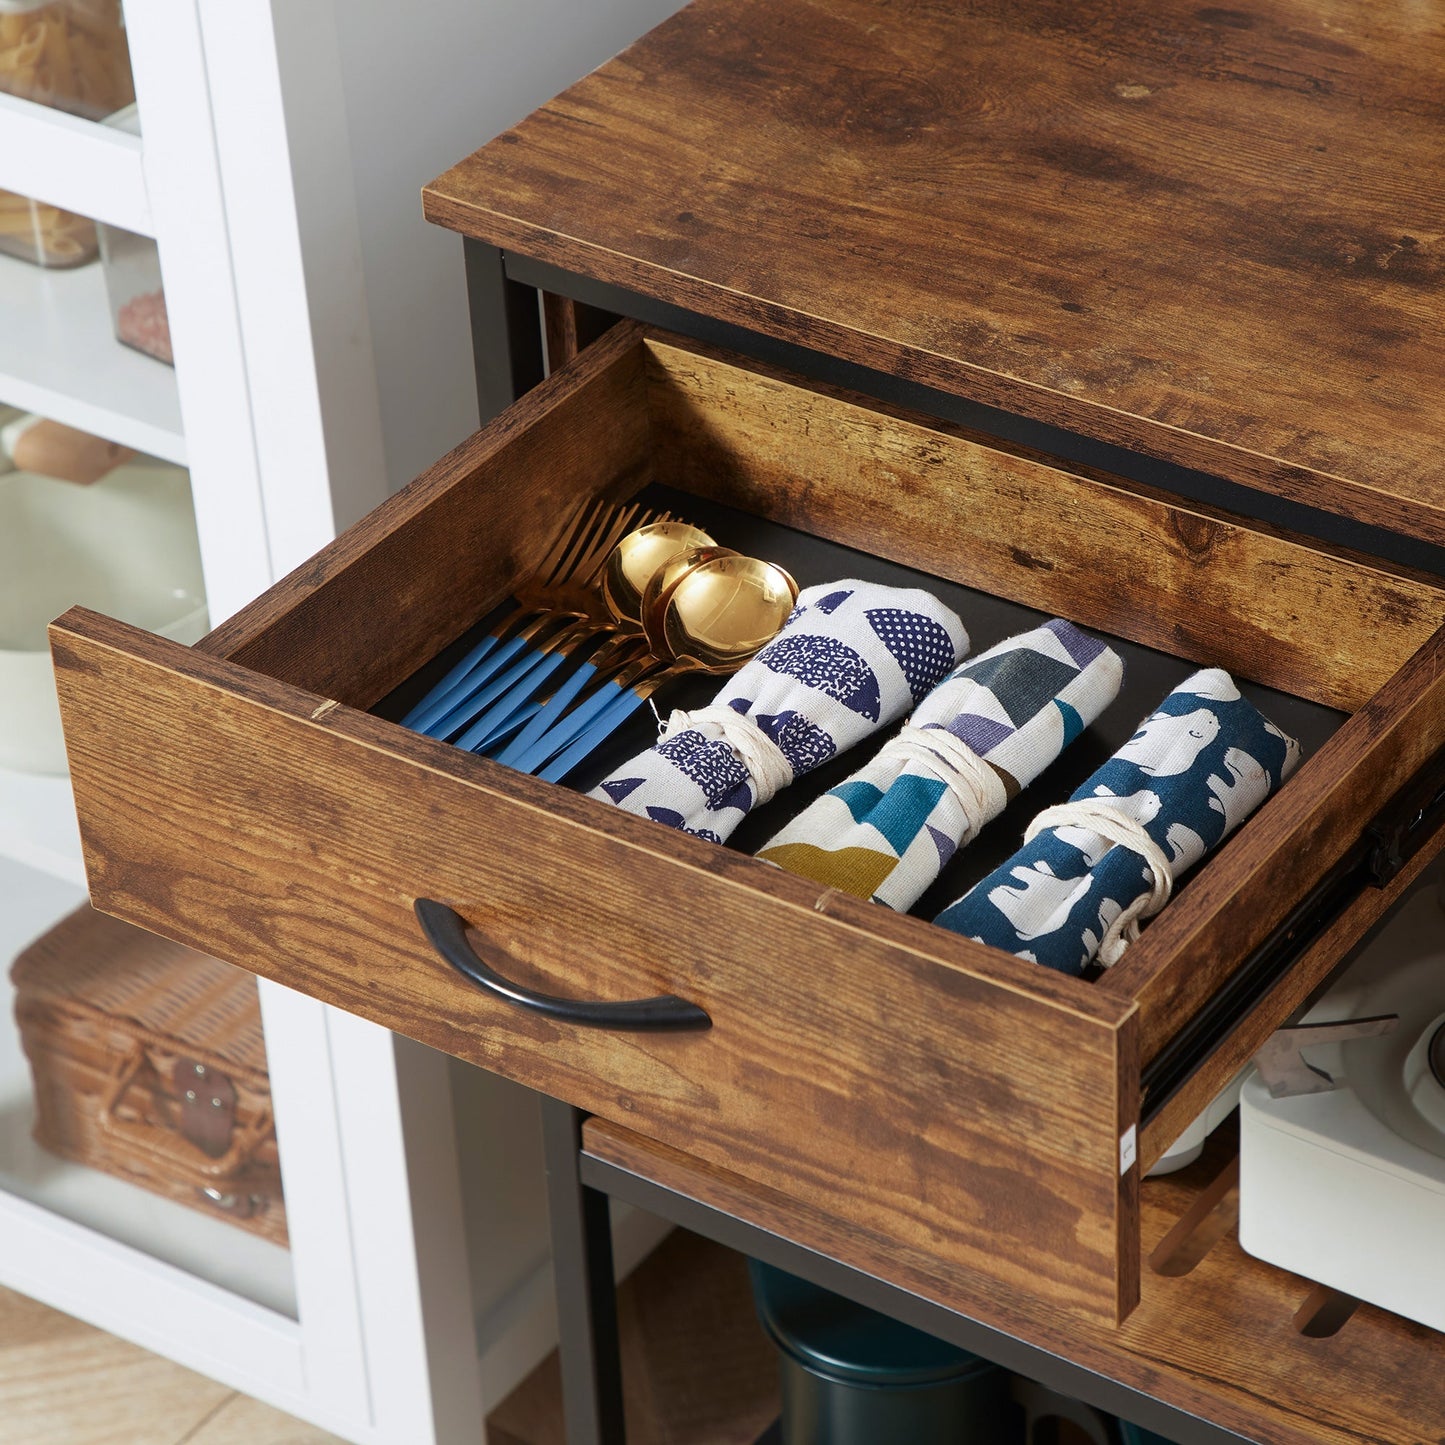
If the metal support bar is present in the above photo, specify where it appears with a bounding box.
[1142,743,1445,1124]
[465,238,546,425]
[542,1099,627,1445]
[579,1147,1253,1445]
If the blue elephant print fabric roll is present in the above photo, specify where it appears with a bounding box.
[932,668,1303,975]
[755,619,1123,910]
[589,580,968,844]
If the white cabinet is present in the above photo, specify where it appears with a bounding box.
[0,0,684,1438]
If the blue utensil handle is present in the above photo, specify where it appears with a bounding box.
[518,676,631,774]
[451,649,568,750]
[400,628,506,729]
[529,658,674,772]
[496,660,600,768]
[472,700,542,756]
[512,669,654,774]
[412,633,532,735]
[537,686,651,783]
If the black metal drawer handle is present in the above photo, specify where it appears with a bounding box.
[415,899,712,1032]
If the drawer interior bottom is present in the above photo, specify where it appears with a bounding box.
[371,481,1347,937]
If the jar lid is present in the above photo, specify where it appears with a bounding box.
[748,1261,993,1388]
[0,2,49,13]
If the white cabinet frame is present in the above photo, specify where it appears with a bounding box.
[0,0,689,1436]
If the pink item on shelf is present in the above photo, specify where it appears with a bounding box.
[116,289,174,365]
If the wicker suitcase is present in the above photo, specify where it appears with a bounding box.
[11,906,287,1245]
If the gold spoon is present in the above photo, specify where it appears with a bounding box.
[601,521,717,633]
[651,552,799,669]
[534,554,798,781]
[534,551,797,780]
[639,544,739,646]
[487,519,716,721]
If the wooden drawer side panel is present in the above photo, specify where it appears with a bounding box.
[53,611,1140,1324]
[642,338,1445,713]
[1114,624,1445,1067]
[200,323,652,706]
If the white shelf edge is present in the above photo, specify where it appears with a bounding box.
[0,92,152,237]
[0,1188,307,1403]
[0,255,186,464]
[0,769,86,887]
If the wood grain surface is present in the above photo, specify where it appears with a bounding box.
[52,609,1140,1325]
[424,0,1445,545]
[584,1118,1445,1445]
[49,327,1445,1328]
[486,1230,780,1445]
[643,337,1445,712]
[198,321,652,706]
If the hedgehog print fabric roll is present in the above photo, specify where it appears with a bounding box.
[756,619,1123,909]
[933,668,1302,975]
[590,580,968,843]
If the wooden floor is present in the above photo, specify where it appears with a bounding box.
[0,1279,343,1445]
[0,1230,778,1445]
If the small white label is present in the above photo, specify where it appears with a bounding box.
[1119,1125,1138,1175]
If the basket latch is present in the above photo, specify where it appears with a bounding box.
[174,1057,237,1158]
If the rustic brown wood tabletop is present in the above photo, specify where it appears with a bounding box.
[426,0,1445,544]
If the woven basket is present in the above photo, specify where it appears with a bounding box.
[11,906,287,1245]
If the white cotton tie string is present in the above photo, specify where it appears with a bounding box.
[659,705,795,807]
[888,724,1009,843]
[1024,800,1174,968]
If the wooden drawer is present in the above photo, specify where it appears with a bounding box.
[51,322,1445,1326]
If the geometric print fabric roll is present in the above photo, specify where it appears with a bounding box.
[932,668,1303,975]
[589,579,969,844]
[756,619,1123,910]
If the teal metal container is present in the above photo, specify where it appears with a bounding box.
[749,1261,1012,1444]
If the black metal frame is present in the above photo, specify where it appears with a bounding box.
[564,1098,1255,1445]
[460,236,1418,1445]
[541,1101,626,1445]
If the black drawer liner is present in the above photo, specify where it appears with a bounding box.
[374,482,1344,932]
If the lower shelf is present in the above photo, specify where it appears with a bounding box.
[0,250,185,465]
[0,857,294,1318]
[487,1227,781,1445]
[580,1112,1444,1445]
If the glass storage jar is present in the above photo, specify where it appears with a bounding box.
[0,189,97,266]
[0,1,135,267]
[0,0,135,121]
[96,104,171,363]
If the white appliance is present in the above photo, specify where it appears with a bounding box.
[1238,870,1445,1332]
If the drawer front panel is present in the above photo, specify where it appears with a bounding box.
[53,611,1140,1324]
[52,325,1445,1328]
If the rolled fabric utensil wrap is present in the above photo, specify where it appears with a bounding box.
[756,619,1123,909]
[589,580,968,843]
[933,668,1303,975]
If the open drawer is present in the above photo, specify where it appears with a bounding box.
[51,323,1445,1325]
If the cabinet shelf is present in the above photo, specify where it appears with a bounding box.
[0,857,295,1319]
[0,93,151,237]
[0,253,184,464]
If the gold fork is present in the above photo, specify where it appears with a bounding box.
[404,496,669,733]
